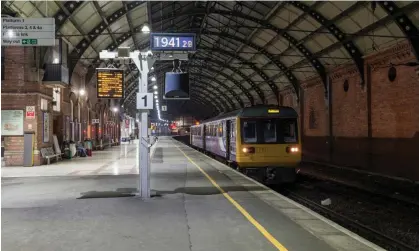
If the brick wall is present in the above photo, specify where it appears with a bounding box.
[279,41,419,180]
[1,47,120,166]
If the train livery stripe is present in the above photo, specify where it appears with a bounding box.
[176,145,289,251]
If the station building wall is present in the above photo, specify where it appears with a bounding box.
[1,46,120,166]
[280,40,419,181]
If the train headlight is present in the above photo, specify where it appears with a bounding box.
[242,147,255,154]
[286,146,299,153]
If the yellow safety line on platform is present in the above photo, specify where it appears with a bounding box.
[176,145,288,251]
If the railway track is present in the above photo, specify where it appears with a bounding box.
[297,172,419,208]
[281,188,417,251]
[173,138,418,250]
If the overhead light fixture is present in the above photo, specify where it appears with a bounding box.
[154,91,158,94]
[53,58,59,64]
[79,89,85,96]
[113,107,118,112]
[141,23,150,33]
[151,67,154,70]
[151,76,156,81]
[153,85,158,89]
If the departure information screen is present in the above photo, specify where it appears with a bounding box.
[96,69,124,99]
[150,33,196,51]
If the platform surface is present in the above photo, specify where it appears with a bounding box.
[2,137,384,251]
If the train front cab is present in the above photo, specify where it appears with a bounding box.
[234,116,301,184]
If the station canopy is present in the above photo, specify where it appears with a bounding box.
[3,1,419,119]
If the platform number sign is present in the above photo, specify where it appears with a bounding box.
[136,93,154,110]
[162,105,167,111]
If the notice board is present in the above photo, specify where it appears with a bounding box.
[96,68,124,99]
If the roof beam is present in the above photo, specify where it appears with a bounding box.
[126,63,249,108]
[263,1,419,88]
[154,56,259,103]
[53,1,84,34]
[153,8,327,96]
[219,2,285,73]
[84,27,285,102]
[290,1,365,87]
[68,1,145,77]
[190,87,230,112]
[123,68,243,109]
[55,1,100,82]
[200,31,299,97]
[154,61,255,104]
[151,68,237,110]
[378,1,419,60]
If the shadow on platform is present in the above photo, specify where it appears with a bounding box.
[77,185,267,199]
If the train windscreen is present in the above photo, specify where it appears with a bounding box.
[242,118,298,144]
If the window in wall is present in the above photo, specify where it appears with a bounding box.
[53,88,61,112]
[243,121,257,143]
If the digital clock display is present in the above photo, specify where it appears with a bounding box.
[150,33,196,51]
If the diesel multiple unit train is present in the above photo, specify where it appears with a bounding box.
[190,105,301,184]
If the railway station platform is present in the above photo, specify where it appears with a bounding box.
[2,137,384,251]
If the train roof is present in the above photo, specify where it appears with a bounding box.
[199,105,298,124]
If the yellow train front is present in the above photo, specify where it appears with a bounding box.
[190,105,301,184]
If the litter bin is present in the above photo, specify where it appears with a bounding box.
[84,139,93,157]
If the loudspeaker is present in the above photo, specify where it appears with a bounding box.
[164,72,190,99]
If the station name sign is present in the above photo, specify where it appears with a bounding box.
[96,68,124,99]
[150,33,196,51]
[1,18,55,46]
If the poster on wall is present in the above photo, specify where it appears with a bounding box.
[43,112,50,142]
[1,110,24,136]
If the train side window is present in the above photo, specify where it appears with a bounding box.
[243,121,257,143]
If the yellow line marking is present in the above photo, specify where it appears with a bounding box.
[176,145,288,251]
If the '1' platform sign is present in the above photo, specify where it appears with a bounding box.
[136,93,154,110]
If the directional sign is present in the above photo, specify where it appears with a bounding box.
[136,93,154,110]
[162,105,167,111]
[26,106,35,120]
[1,18,55,46]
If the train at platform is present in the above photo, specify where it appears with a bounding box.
[190,105,301,184]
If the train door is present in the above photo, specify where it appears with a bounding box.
[225,120,231,160]
[202,124,206,150]
[230,120,236,161]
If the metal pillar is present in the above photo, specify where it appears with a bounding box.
[99,49,155,198]
[131,51,155,198]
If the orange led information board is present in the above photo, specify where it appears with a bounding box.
[96,69,124,99]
